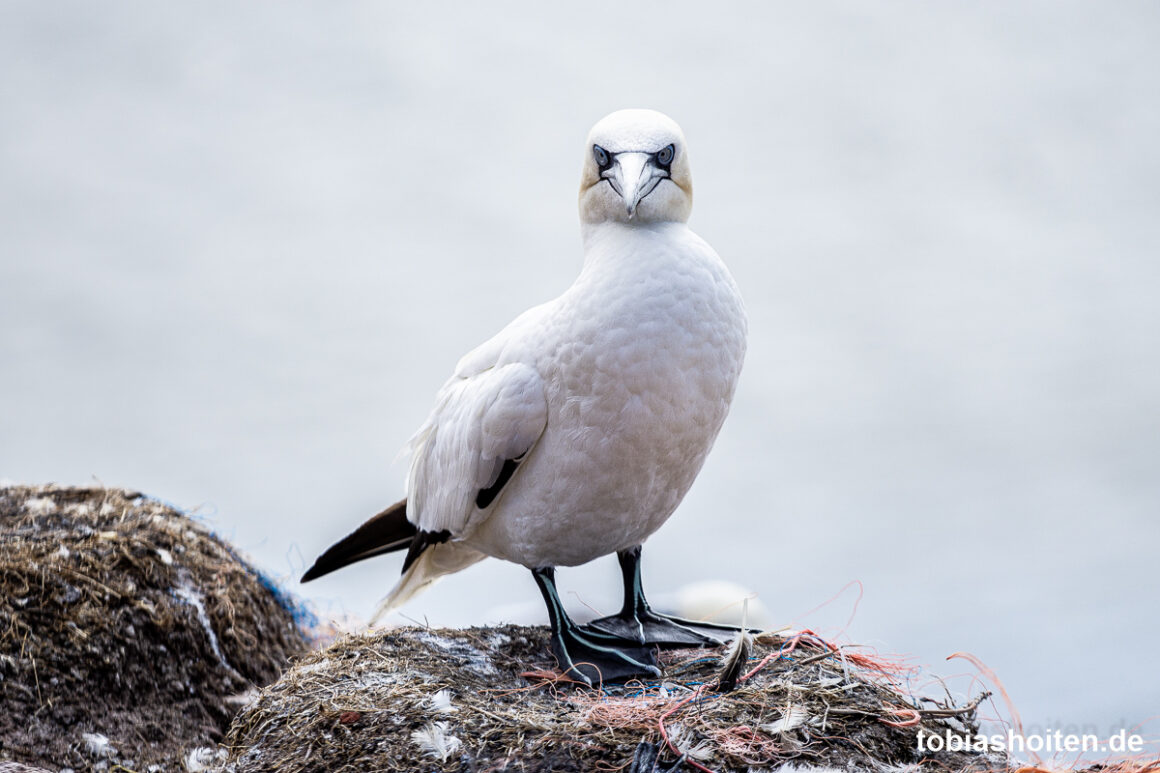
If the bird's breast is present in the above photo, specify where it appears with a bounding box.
[475,226,746,567]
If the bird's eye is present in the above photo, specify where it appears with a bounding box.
[656,144,675,167]
[593,145,610,169]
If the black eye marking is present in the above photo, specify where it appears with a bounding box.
[593,144,612,171]
[655,143,675,169]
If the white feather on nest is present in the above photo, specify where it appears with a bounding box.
[410,721,461,761]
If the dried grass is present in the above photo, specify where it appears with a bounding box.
[220,625,1004,773]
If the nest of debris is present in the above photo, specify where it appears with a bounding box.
[0,485,309,771]
[221,624,1004,773]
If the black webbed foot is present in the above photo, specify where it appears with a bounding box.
[582,608,737,648]
[581,544,754,648]
[548,622,661,685]
[532,565,661,686]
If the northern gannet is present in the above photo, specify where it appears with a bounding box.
[302,109,747,684]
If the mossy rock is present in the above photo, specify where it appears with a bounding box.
[0,485,309,772]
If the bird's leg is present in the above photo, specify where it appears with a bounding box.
[531,566,661,686]
[582,545,745,647]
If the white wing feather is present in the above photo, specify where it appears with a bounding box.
[406,360,547,538]
[371,309,551,621]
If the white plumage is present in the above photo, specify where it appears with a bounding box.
[379,110,746,615]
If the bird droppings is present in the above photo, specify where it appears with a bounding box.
[219,625,1005,773]
[414,628,501,678]
[173,572,244,682]
[0,485,308,771]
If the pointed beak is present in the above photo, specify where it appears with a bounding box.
[608,152,662,218]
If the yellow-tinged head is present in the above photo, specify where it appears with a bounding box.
[579,109,693,226]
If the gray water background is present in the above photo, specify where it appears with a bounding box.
[2,1,1157,751]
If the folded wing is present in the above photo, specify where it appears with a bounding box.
[407,360,548,537]
[371,359,548,618]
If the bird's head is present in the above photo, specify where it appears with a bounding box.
[579,109,692,226]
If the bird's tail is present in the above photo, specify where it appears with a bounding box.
[370,541,487,626]
[300,498,415,583]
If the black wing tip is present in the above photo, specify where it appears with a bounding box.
[300,543,348,583]
[299,498,413,584]
[300,564,325,583]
